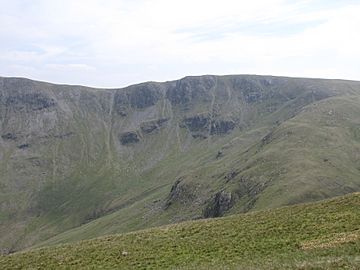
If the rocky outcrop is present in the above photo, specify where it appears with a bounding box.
[113,91,129,116]
[231,77,264,103]
[216,151,223,159]
[224,170,238,182]
[166,76,215,105]
[235,177,269,199]
[53,132,74,139]
[182,115,236,137]
[113,83,162,115]
[1,133,17,140]
[260,130,274,147]
[140,118,169,134]
[17,144,30,149]
[119,132,140,145]
[183,114,210,133]
[210,120,236,135]
[202,172,269,218]
[203,191,234,218]
[5,93,56,111]
[164,178,197,209]
[128,83,162,109]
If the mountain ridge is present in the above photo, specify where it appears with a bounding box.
[2,73,360,88]
[0,74,360,252]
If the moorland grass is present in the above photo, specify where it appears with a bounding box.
[1,192,359,269]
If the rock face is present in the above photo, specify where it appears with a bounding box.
[182,115,236,137]
[210,120,236,135]
[183,115,210,132]
[5,93,56,111]
[203,191,234,218]
[114,91,129,116]
[127,83,162,109]
[140,118,169,134]
[1,133,17,140]
[224,170,238,182]
[183,114,210,138]
[119,132,140,145]
[17,144,30,149]
[164,178,197,209]
[166,76,215,106]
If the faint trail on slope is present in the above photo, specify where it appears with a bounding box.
[106,91,115,167]
[75,112,88,167]
[208,76,218,144]
[225,81,232,105]
[51,140,59,182]
[166,96,182,152]
[175,123,183,152]
[161,88,166,118]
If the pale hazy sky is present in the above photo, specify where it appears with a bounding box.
[0,0,359,87]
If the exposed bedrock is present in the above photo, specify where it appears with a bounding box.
[182,114,236,137]
[4,93,56,112]
[203,191,234,218]
[210,120,236,135]
[113,83,162,116]
[166,76,215,105]
[1,133,17,140]
[164,178,198,209]
[140,118,169,134]
[128,83,162,109]
[119,131,140,145]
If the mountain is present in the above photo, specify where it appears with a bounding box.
[1,193,359,269]
[1,75,360,252]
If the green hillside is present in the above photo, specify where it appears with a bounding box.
[1,75,360,252]
[1,193,359,269]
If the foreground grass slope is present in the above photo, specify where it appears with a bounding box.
[2,193,359,269]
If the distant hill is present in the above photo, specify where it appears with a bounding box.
[1,193,359,269]
[1,75,360,252]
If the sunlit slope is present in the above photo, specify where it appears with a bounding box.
[1,193,359,269]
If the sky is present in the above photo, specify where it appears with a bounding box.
[0,0,359,88]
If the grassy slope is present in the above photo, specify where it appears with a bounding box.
[251,95,360,209]
[1,192,359,269]
[33,125,267,247]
